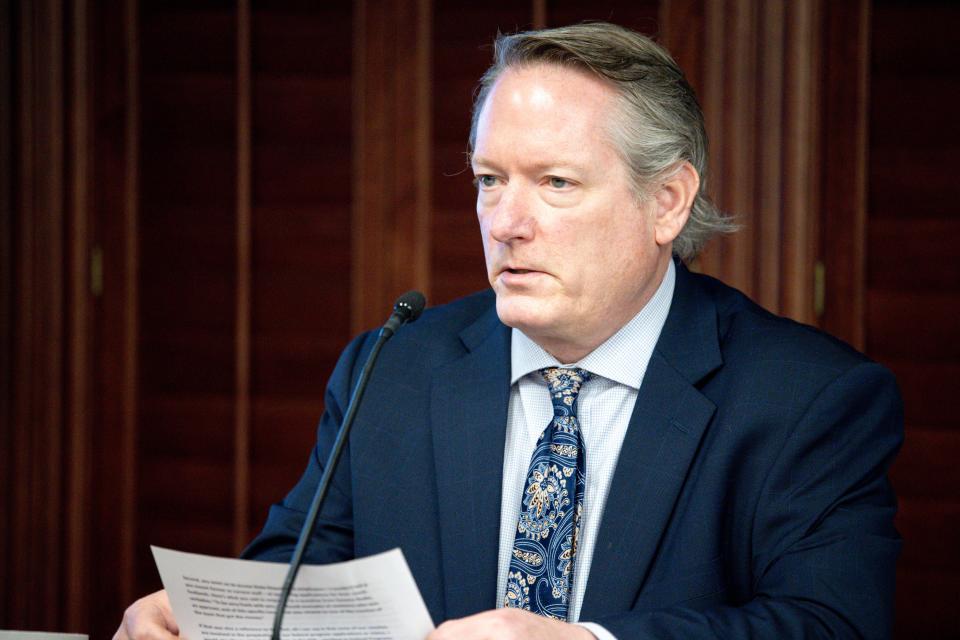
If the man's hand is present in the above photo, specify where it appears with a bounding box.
[427,608,595,640]
[113,589,180,640]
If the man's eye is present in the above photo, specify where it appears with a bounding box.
[475,175,498,188]
[548,177,570,189]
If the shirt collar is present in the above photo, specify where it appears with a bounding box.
[510,259,676,389]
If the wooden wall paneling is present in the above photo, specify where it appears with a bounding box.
[3,1,111,628]
[0,0,13,622]
[868,218,960,292]
[532,0,546,29]
[659,0,713,276]
[707,0,758,296]
[87,0,139,632]
[234,0,252,556]
[661,0,730,278]
[247,0,354,533]
[691,0,725,278]
[65,0,92,629]
[415,0,433,308]
[819,0,868,349]
[35,0,65,623]
[545,0,659,34]
[659,0,704,92]
[663,0,823,322]
[10,0,66,627]
[120,0,139,611]
[7,0,31,625]
[136,1,238,595]
[867,3,960,637]
[429,1,533,306]
[352,0,431,331]
[779,0,820,323]
[755,0,785,311]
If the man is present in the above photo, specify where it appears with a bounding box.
[116,22,902,639]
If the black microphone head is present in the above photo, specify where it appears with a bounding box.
[393,290,426,324]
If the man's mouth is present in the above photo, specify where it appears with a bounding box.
[506,268,532,274]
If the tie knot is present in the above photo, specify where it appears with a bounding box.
[539,367,590,415]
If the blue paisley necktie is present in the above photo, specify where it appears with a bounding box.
[504,367,590,621]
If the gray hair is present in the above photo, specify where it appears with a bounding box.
[469,22,736,260]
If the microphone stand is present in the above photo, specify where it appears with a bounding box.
[270,291,425,640]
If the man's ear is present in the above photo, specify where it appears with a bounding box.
[653,161,698,246]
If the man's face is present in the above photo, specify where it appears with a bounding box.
[472,64,673,362]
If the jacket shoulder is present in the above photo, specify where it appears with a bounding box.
[349,289,499,367]
[690,270,872,374]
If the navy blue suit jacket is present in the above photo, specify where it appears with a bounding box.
[244,261,902,638]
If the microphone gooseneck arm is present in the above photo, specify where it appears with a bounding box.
[271,291,426,640]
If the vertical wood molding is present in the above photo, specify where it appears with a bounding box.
[66,0,92,628]
[352,0,367,332]
[5,0,113,628]
[532,0,546,29]
[11,0,37,624]
[10,0,67,626]
[755,0,785,310]
[42,0,66,621]
[821,0,869,349]
[693,0,725,277]
[234,0,253,554]
[352,0,433,332]
[0,0,13,621]
[664,0,824,322]
[780,0,820,323]
[121,0,139,606]
[415,0,432,302]
[720,0,757,295]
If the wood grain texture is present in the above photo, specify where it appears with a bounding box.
[820,0,869,350]
[665,0,823,325]
[894,568,960,638]
[755,0,785,311]
[248,0,353,528]
[234,0,252,556]
[779,0,820,322]
[352,0,431,330]
[0,0,14,623]
[9,0,67,627]
[546,0,658,31]
[66,0,92,628]
[121,0,139,608]
[867,3,960,636]
[83,0,141,633]
[136,0,237,598]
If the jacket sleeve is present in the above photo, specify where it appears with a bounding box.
[592,362,904,639]
[240,331,377,565]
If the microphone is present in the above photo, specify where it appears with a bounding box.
[271,291,427,640]
[380,290,426,338]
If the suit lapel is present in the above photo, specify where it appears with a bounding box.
[580,261,723,618]
[431,307,511,619]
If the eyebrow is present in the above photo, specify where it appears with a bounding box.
[470,155,589,174]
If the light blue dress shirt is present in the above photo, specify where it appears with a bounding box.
[496,260,676,638]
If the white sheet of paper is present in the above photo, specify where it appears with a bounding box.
[152,546,435,640]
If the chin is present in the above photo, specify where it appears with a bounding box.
[494,293,556,335]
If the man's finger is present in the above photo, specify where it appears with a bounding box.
[113,589,180,640]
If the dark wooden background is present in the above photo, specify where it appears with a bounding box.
[2,0,958,638]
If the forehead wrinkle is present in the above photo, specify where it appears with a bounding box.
[472,152,590,174]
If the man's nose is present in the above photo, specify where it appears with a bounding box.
[488,183,535,243]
